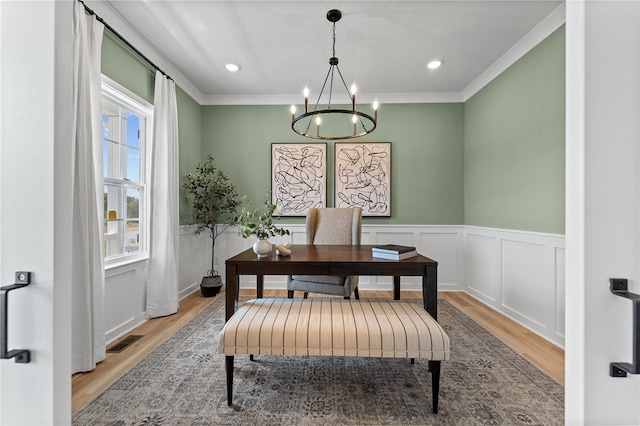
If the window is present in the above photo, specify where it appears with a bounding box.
[102,77,152,265]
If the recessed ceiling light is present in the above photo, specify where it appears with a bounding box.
[225,63,240,72]
[426,59,444,70]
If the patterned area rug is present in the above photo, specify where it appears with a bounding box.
[73,295,564,425]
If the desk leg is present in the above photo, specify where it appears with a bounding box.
[225,263,239,321]
[423,265,438,321]
[257,275,264,299]
[393,276,401,300]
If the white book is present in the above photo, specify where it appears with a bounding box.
[372,250,418,260]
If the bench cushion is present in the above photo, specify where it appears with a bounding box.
[218,298,450,360]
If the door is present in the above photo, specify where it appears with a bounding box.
[566,1,640,424]
[0,1,73,424]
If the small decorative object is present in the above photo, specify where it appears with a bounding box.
[335,142,391,216]
[276,243,292,256]
[253,240,273,258]
[108,210,117,220]
[183,155,242,295]
[237,195,290,257]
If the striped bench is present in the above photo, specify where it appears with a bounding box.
[218,298,450,413]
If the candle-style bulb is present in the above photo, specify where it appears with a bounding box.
[373,100,379,111]
[351,84,357,110]
[303,87,310,98]
[290,105,296,114]
[315,116,321,126]
[352,114,358,124]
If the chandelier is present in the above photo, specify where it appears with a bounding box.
[290,9,378,140]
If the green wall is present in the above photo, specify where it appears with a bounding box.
[101,23,566,233]
[201,103,465,225]
[101,31,202,225]
[464,26,565,234]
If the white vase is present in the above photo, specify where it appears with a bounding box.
[253,239,272,257]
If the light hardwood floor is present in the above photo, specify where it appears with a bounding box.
[72,289,564,414]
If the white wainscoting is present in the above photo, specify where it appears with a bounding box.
[104,223,565,349]
[104,225,211,343]
[465,226,565,348]
[104,260,148,344]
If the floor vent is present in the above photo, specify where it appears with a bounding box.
[107,335,143,353]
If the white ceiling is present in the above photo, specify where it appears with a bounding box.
[101,0,564,105]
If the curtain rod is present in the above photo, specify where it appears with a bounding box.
[78,0,173,82]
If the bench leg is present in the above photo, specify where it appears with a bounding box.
[287,290,294,298]
[429,360,441,414]
[226,356,234,406]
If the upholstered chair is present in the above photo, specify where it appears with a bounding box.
[287,207,362,299]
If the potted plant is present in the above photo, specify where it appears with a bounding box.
[183,154,241,296]
[237,195,290,257]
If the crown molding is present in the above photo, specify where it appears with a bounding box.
[200,92,464,106]
[461,3,566,101]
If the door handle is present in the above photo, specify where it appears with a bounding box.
[1,271,31,363]
[610,278,640,377]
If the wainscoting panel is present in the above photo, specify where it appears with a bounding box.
[419,231,464,291]
[465,227,565,347]
[465,233,501,302]
[104,261,147,343]
[501,239,554,329]
[555,247,566,339]
[178,226,211,298]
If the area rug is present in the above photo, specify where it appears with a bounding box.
[73,295,564,425]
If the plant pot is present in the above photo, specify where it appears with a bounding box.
[200,275,223,297]
[253,239,272,257]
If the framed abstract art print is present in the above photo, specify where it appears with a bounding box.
[334,142,391,217]
[271,143,327,216]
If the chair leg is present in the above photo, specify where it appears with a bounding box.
[226,356,234,406]
[354,287,360,300]
[287,290,294,298]
[429,360,441,414]
[303,292,309,299]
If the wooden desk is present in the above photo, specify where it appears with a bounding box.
[225,244,438,321]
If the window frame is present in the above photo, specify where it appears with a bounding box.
[101,75,153,268]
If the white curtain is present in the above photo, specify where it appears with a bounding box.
[146,71,179,318]
[71,2,106,373]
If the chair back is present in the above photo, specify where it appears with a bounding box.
[306,208,362,245]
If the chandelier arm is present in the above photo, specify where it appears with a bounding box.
[334,65,352,99]
[316,65,334,110]
[328,66,335,108]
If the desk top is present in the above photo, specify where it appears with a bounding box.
[227,244,436,264]
[226,245,436,277]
